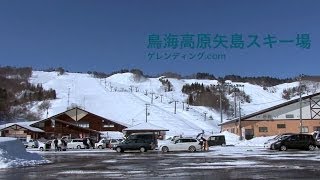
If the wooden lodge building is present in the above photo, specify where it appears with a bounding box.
[0,121,45,140]
[0,107,128,140]
[220,92,320,139]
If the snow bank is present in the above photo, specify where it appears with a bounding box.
[236,136,273,147]
[218,131,273,146]
[0,137,48,168]
[219,131,241,145]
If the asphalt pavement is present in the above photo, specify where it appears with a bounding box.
[1,147,320,179]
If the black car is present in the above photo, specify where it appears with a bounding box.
[312,131,320,148]
[207,135,226,146]
[271,134,316,151]
[114,139,152,153]
[127,133,158,149]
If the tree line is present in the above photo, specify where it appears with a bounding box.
[0,66,56,121]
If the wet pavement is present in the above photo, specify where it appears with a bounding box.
[1,147,320,179]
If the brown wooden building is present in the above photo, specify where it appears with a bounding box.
[221,92,320,139]
[43,107,127,131]
[31,118,101,140]
[0,122,44,139]
[0,107,128,140]
[31,107,128,140]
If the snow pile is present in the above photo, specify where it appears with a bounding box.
[236,136,273,147]
[0,137,48,168]
[219,131,241,145]
[218,131,273,146]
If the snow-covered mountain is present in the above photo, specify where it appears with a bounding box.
[29,71,306,136]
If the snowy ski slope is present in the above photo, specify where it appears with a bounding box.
[30,71,301,136]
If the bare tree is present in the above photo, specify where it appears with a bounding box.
[38,100,51,118]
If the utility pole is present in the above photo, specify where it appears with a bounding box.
[150,92,155,104]
[299,74,303,133]
[145,104,150,122]
[182,102,185,111]
[174,101,178,114]
[214,84,223,125]
[239,101,242,140]
[204,112,207,121]
[219,92,222,131]
[76,107,78,126]
[67,88,70,107]
[160,95,163,103]
[83,96,86,110]
[234,91,237,118]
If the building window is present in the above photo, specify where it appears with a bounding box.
[262,114,267,119]
[285,114,294,118]
[314,126,320,131]
[103,124,115,128]
[259,127,268,132]
[38,122,44,128]
[231,128,235,133]
[277,124,286,129]
[267,115,272,119]
[78,123,89,128]
[302,126,309,133]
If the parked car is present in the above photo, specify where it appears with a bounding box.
[264,133,294,149]
[159,138,201,152]
[39,140,52,151]
[19,138,39,148]
[107,139,123,149]
[312,131,320,148]
[270,134,316,151]
[95,138,108,149]
[27,139,39,148]
[207,135,226,147]
[18,138,28,148]
[114,139,152,153]
[127,133,158,150]
[67,139,85,149]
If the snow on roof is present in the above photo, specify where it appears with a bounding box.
[123,122,169,131]
[0,121,44,133]
[100,131,124,139]
[221,92,320,125]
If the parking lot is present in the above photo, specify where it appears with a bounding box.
[1,146,320,179]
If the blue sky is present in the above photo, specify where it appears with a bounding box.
[0,0,319,77]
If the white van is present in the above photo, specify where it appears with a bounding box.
[67,139,85,149]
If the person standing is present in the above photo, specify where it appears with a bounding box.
[201,137,208,151]
[83,138,88,149]
[54,138,58,151]
[87,138,91,149]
